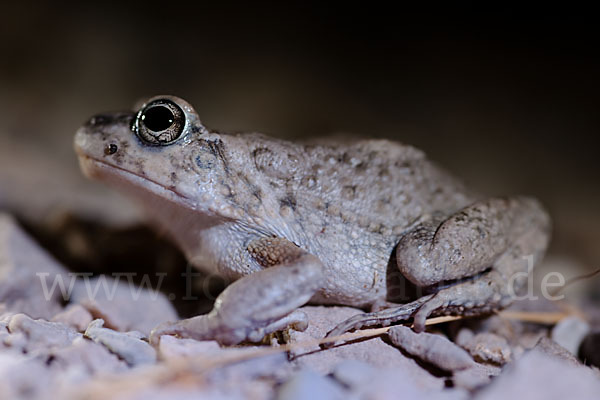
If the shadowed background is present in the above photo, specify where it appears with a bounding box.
[0,5,598,302]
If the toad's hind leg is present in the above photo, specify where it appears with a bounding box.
[326,196,550,340]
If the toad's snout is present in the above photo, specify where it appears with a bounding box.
[74,111,134,158]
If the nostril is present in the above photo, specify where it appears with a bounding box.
[104,143,118,155]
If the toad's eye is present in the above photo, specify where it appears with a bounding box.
[132,99,185,145]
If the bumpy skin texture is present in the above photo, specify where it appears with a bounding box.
[74,95,551,346]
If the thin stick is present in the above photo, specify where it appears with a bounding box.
[550,267,600,297]
[162,315,465,374]
[176,310,570,370]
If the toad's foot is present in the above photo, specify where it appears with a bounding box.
[324,269,507,346]
[150,239,324,346]
[323,295,433,345]
[150,308,310,347]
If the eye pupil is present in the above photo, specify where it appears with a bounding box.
[142,105,175,132]
[133,98,186,146]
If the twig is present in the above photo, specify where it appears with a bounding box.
[163,315,465,374]
[174,310,573,371]
[550,267,600,297]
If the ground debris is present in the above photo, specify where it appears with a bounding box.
[8,313,81,352]
[455,328,512,365]
[0,214,68,319]
[475,347,600,400]
[389,325,475,371]
[71,275,178,336]
[551,316,590,355]
[51,304,94,332]
[84,319,156,366]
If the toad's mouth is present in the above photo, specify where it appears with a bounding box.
[76,154,197,211]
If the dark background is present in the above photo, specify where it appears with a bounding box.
[1,5,599,273]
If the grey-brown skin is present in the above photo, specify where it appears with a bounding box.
[74,95,551,347]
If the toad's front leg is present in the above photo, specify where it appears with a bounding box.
[150,237,324,346]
